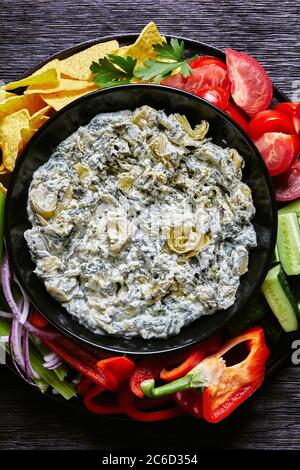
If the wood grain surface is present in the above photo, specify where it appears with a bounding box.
[1,0,300,451]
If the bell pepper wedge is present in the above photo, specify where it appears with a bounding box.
[160,335,221,382]
[141,326,269,423]
[30,310,49,329]
[97,357,135,389]
[118,384,184,422]
[83,384,121,415]
[78,376,93,396]
[174,390,204,419]
[130,357,164,398]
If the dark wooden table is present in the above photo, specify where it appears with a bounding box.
[1,0,300,451]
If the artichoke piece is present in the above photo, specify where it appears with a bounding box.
[74,162,89,179]
[30,185,58,219]
[106,217,131,255]
[167,225,210,258]
[117,174,134,191]
[175,114,209,140]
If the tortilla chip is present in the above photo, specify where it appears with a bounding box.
[40,86,98,111]
[24,78,95,95]
[3,68,60,91]
[30,106,51,128]
[0,182,7,194]
[118,22,165,65]
[0,109,30,171]
[59,40,119,81]
[19,127,37,152]
[0,90,15,103]
[32,59,61,75]
[0,165,10,175]
[0,94,46,121]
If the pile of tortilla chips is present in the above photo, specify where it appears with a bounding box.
[0,22,164,174]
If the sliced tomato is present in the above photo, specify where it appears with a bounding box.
[225,102,249,133]
[248,110,296,140]
[274,161,300,202]
[254,132,299,176]
[189,56,227,70]
[161,64,231,94]
[225,48,273,116]
[195,86,229,110]
[274,102,300,135]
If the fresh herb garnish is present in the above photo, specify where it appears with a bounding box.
[134,38,193,83]
[90,54,137,87]
[90,39,193,87]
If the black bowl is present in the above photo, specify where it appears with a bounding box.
[5,84,277,355]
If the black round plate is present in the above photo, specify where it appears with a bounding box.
[6,81,277,354]
[3,32,296,421]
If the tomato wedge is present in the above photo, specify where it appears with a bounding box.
[195,86,229,110]
[189,56,227,70]
[274,102,300,135]
[248,110,296,140]
[225,48,273,116]
[254,132,299,176]
[225,102,249,133]
[274,161,300,202]
[161,63,231,94]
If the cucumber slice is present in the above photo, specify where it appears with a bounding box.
[272,244,280,264]
[279,199,300,216]
[262,265,298,332]
[277,213,300,275]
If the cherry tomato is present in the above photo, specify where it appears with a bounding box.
[248,110,296,140]
[225,48,273,116]
[253,132,299,176]
[195,86,229,110]
[274,102,300,135]
[189,56,227,70]
[225,102,249,133]
[161,64,231,94]
[274,161,300,202]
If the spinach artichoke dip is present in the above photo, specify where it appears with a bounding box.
[24,105,257,339]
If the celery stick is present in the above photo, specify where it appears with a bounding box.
[0,318,76,400]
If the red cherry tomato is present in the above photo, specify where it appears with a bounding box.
[274,161,300,202]
[161,64,231,94]
[189,56,227,70]
[253,132,299,176]
[225,48,273,116]
[225,102,249,133]
[195,86,229,110]
[248,110,296,140]
[274,102,300,135]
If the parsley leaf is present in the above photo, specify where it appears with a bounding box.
[90,54,137,87]
[134,39,193,83]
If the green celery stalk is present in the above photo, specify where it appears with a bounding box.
[0,318,76,400]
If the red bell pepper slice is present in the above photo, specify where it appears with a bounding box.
[118,384,184,422]
[130,357,164,398]
[160,335,221,382]
[97,357,135,389]
[174,390,204,419]
[78,376,93,396]
[83,385,121,415]
[30,310,49,329]
[140,326,269,423]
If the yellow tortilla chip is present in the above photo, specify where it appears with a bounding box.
[40,86,98,111]
[30,106,51,128]
[32,59,61,75]
[118,22,165,65]
[0,182,7,194]
[0,94,46,121]
[3,68,60,91]
[0,109,30,171]
[59,40,119,81]
[0,90,15,103]
[19,127,37,152]
[24,78,95,95]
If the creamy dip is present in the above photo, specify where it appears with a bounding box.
[25,106,257,339]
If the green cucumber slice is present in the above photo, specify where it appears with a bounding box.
[277,213,300,275]
[279,199,300,216]
[262,265,298,332]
